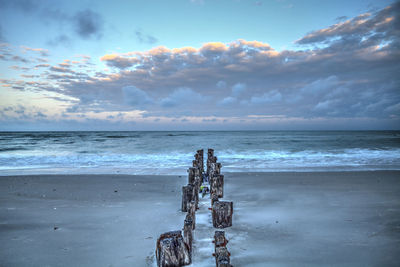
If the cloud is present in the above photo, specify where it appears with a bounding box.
[135,30,158,44]
[100,54,139,69]
[220,96,236,105]
[50,65,75,73]
[232,83,246,97]
[160,87,206,108]
[216,80,227,89]
[122,86,153,107]
[335,15,348,21]
[251,90,282,104]
[73,9,103,39]
[11,55,30,63]
[47,34,71,47]
[21,46,49,57]
[0,2,104,42]
[6,2,400,129]
[296,2,399,46]
[218,82,246,105]
[0,0,36,13]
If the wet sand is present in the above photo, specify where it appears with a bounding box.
[1,171,399,266]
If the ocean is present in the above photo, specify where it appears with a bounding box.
[0,131,399,175]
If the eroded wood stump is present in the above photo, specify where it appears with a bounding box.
[207,156,217,175]
[211,193,219,206]
[188,167,196,185]
[188,201,196,230]
[156,230,191,267]
[210,174,224,198]
[181,184,194,212]
[212,201,233,228]
[215,247,231,267]
[192,182,199,210]
[213,230,228,248]
[207,148,216,177]
[196,149,204,172]
[209,162,222,176]
[183,214,194,253]
[208,148,214,158]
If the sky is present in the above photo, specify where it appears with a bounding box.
[0,0,399,130]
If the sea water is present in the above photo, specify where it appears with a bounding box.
[0,131,399,175]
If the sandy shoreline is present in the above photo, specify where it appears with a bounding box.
[1,171,399,266]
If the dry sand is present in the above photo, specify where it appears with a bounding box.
[0,171,399,266]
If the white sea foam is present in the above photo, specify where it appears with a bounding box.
[0,131,399,175]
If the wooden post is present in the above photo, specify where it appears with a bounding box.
[207,156,218,176]
[209,162,221,176]
[210,174,224,198]
[215,247,231,267]
[192,181,199,210]
[188,167,196,185]
[207,148,215,177]
[156,230,191,267]
[197,149,204,172]
[183,214,194,253]
[181,184,194,212]
[194,154,200,169]
[212,201,233,228]
[216,162,222,175]
[213,230,228,248]
[211,193,219,207]
[188,200,196,230]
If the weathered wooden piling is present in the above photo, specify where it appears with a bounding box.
[209,162,222,176]
[213,230,228,249]
[197,149,204,172]
[207,148,217,177]
[188,200,196,230]
[192,183,199,210]
[181,184,194,212]
[192,159,203,185]
[213,231,231,267]
[188,167,196,185]
[158,149,232,266]
[156,230,191,267]
[211,193,219,206]
[212,201,233,228]
[207,156,217,176]
[183,214,194,253]
[210,174,224,198]
[214,247,231,267]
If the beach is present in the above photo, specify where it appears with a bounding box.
[1,171,399,266]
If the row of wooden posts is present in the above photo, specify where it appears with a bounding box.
[155,149,233,267]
